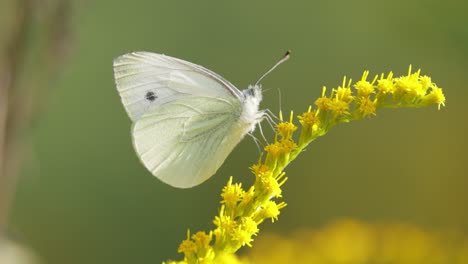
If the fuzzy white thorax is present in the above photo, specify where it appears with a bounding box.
[240,84,264,133]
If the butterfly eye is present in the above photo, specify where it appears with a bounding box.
[145,91,157,102]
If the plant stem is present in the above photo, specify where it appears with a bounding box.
[0,0,34,238]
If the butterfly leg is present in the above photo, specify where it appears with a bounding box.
[257,120,269,143]
[248,132,263,153]
[264,109,280,122]
[262,112,277,132]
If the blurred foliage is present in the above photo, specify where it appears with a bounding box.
[0,0,465,263]
[0,0,71,262]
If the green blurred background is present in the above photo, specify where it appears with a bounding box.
[3,0,467,263]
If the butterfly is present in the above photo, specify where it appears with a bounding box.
[113,51,289,188]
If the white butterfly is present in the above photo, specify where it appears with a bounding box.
[113,51,289,188]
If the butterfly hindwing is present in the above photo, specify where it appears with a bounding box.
[132,96,245,188]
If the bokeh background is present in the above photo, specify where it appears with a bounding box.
[1,0,467,263]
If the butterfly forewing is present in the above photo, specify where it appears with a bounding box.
[113,52,242,121]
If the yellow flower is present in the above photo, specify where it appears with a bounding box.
[213,209,238,243]
[298,108,320,128]
[238,187,255,213]
[377,72,395,94]
[178,231,197,259]
[334,77,354,103]
[328,98,350,116]
[264,142,281,161]
[233,217,259,247]
[279,139,297,153]
[423,85,446,110]
[255,175,282,199]
[277,121,297,140]
[192,231,212,248]
[250,164,270,178]
[419,75,432,92]
[357,97,377,118]
[315,86,332,111]
[254,201,286,223]
[221,177,245,209]
[354,70,376,97]
[297,110,319,144]
[393,66,427,104]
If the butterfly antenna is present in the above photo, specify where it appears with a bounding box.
[255,50,291,86]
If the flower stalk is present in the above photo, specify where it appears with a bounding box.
[166,66,445,264]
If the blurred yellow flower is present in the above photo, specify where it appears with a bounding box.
[242,219,468,264]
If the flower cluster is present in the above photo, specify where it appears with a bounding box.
[297,65,445,150]
[165,66,445,264]
[168,115,293,264]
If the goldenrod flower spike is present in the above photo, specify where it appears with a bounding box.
[165,66,445,264]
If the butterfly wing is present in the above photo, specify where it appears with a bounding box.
[132,96,246,188]
[113,51,243,121]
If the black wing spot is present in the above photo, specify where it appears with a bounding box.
[145,91,157,102]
